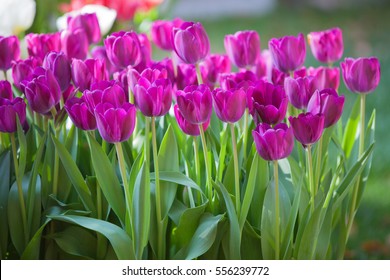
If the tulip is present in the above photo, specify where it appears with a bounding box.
[11,57,41,91]
[0,0,36,36]
[65,95,97,130]
[176,84,212,125]
[249,80,288,125]
[43,51,72,92]
[91,45,119,75]
[220,70,257,92]
[173,22,210,65]
[251,49,272,80]
[128,67,168,93]
[25,32,61,62]
[113,69,128,93]
[224,30,261,68]
[94,102,136,143]
[85,83,127,108]
[149,58,175,84]
[174,104,210,136]
[307,88,345,128]
[289,113,325,146]
[212,88,246,123]
[308,27,343,64]
[104,31,142,69]
[83,89,103,112]
[341,57,380,94]
[133,33,152,72]
[284,75,317,110]
[22,67,62,114]
[307,66,340,91]
[67,13,101,44]
[199,54,231,88]
[0,97,28,133]
[268,33,306,73]
[175,63,197,90]
[0,36,20,71]
[151,18,183,51]
[71,58,108,92]
[0,80,13,99]
[271,67,289,86]
[61,28,89,59]
[252,123,294,161]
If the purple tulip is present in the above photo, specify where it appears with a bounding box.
[308,27,343,64]
[252,123,294,161]
[307,88,345,128]
[128,67,168,92]
[268,33,306,73]
[251,50,272,80]
[224,30,261,68]
[173,22,210,65]
[25,33,61,62]
[133,33,152,73]
[43,51,71,92]
[133,75,172,117]
[284,75,317,110]
[0,36,20,71]
[91,45,120,75]
[22,67,62,114]
[174,104,210,136]
[248,80,288,125]
[83,89,103,112]
[176,84,212,125]
[0,97,28,133]
[341,57,381,94]
[61,29,89,60]
[71,58,108,92]
[175,63,197,90]
[67,13,101,44]
[94,102,136,143]
[0,80,13,99]
[65,95,97,131]
[220,70,257,92]
[149,58,175,84]
[151,18,183,51]
[11,57,41,91]
[113,69,128,92]
[289,113,325,146]
[199,54,231,88]
[212,88,246,123]
[307,66,340,91]
[104,31,142,69]
[270,67,289,86]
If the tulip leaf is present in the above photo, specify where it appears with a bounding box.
[16,117,27,178]
[48,214,134,260]
[21,218,51,260]
[151,171,203,193]
[87,133,126,225]
[241,221,262,259]
[342,98,360,159]
[0,151,11,258]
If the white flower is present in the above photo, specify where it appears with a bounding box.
[56,4,117,36]
[0,0,36,36]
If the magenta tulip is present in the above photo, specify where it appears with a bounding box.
[11,57,41,91]
[0,36,20,71]
[175,63,197,90]
[220,70,257,92]
[307,66,340,91]
[91,45,120,75]
[71,58,108,92]
[0,97,28,133]
[67,13,101,44]
[284,75,317,110]
[289,113,325,146]
[151,18,183,51]
[174,104,210,136]
[0,80,13,99]
[65,95,97,131]
[341,57,380,94]
[199,54,231,88]
[43,51,71,92]
[252,123,294,161]
[26,33,61,61]
[212,88,246,123]
[308,27,343,64]
[61,29,89,60]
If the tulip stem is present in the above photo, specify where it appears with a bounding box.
[307,144,315,213]
[195,63,204,85]
[3,70,8,81]
[10,132,29,245]
[193,136,202,205]
[230,123,240,216]
[273,160,280,260]
[315,135,323,195]
[243,108,249,162]
[199,124,213,206]
[52,128,60,198]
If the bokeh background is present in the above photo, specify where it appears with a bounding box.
[5,0,390,259]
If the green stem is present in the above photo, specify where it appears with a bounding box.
[128,85,134,104]
[144,117,150,169]
[195,63,203,85]
[243,109,249,162]
[230,123,240,216]
[307,144,315,213]
[199,124,213,205]
[193,136,202,205]
[96,181,105,259]
[315,136,323,195]
[3,70,8,81]
[274,160,280,260]
[10,133,29,244]
[52,128,60,197]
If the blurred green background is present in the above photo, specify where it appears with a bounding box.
[28,0,390,259]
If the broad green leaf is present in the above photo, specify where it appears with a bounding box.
[217,127,229,182]
[48,214,134,260]
[342,98,360,159]
[41,132,55,208]
[241,222,262,259]
[222,156,235,196]
[315,202,333,259]
[21,218,51,259]
[152,171,203,193]
[129,151,143,201]
[0,151,11,258]
[87,134,125,225]
[52,135,96,214]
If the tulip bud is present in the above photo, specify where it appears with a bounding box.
[67,13,101,44]
[65,95,97,131]
[43,51,71,92]
[174,104,210,136]
[0,97,28,133]
[289,113,325,146]
[61,28,89,60]
[307,66,340,91]
[71,58,108,92]
[0,36,20,71]
[308,27,343,64]
[11,57,41,91]
[151,18,183,51]
[284,75,317,110]
[25,32,61,62]
[212,88,246,123]
[0,80,13,99]
[199,54,231,88]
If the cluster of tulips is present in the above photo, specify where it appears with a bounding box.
[0,12,380,260]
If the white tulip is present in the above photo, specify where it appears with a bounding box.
[56,4,117,36]
[0,0,36,36]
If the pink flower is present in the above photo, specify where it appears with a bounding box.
[308,27,343,64]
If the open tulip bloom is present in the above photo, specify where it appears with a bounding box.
[0,17,381,262]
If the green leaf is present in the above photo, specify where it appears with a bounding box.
[21,218,51,260]
[152,171,204,193]
[48,215,134,260]
[241,222,262,260]
[16,117,27,177]
[0,151,11,258]
[52,135,96,214]
[87,134,125,225]
[342,98,360,159]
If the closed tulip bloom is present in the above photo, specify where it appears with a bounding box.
[25,32,61,61]
[94,102,136,143]
[133,33,152,72]
[224,30,261,68]
[341,57,380,94]
[307,88,345,128]
[104,31,142,69]
[200,54,231,88]
[149,58,175,84]
[151,18,183,51]
[176,84,212,125]
[308,27,343,64]
[133,76,172,117]
[0,97,28,133]
[43,51,71,92]
[220,70,257,92]
[128,67,168,92]
[175,63,197,90]
[289,113,325,146]
[65,95,97,130]
[71,58,108,91]
[173,22,210,64]
[212,88,246,123]
[307,66,340,91]
[67,13,101,44]
[271,67,289,86]
[249,80,288,125]
[268,33,306,73]
[61,28,89,59]
[284,75,317,110]
[0,80,13,99]
[22,67,62,114]
[252,123,294,161]
[174,104,210,136]
[11,57,40,91]
[0,36,20,71]
[91,45,119,75]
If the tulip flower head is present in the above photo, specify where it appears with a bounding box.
[67,13,101,44]
[0,80,13,99]
[0,35,20,71]
[26,32,61,62]
[174,104,210,136]
[289,112,325,147]
[200,54,231,88]
[284,75,317,110]
[0,96,28,133]
[71,58,108,92]
[307,66,340,91]
[65,95,97,131]
[61,28,89,60]
[308,27,343,64]
[151,18,183,51]
[212,87,246,123]
[43,51,72,92]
